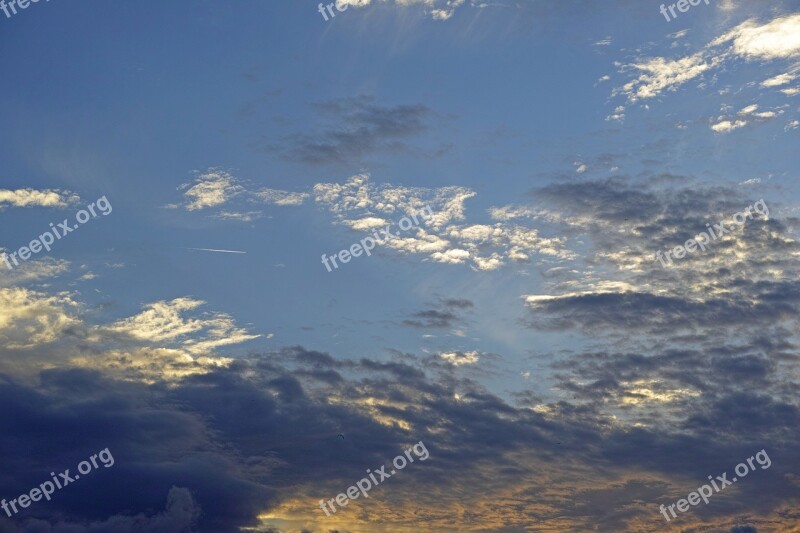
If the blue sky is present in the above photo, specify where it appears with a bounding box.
[1,1,800,531]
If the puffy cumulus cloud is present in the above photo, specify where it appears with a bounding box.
[170,170,571,270]
[313,173,463,226]
[0,188,79,209]
[170,168,307,217]
[314,174,572,271]
[0,287,80,349]
[341,215,388,231]
[439,350,480,365]
[710,103,782,132]
[175,168,244,211]
[711,118,748,132]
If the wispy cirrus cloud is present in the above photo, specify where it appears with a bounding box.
[612,12,800,133]
[335,0,477,21]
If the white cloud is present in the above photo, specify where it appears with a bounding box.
[335,0,469,20]
[614,14,800,107]
[473,253,503,270]
[711,119,748,133]
[606,105,625,122]
[0,257,71,287]
[710,14,800,60]
[178,169,243,211]
[343,216,389,230]
[0,287,80,349]
[431,248,470,264]
[439,350,480,365]
[105,297,261,355]
[173,169,309,217]
[213,211,263,222]
[489,205,538,221]
[615,52,717,102]
[0,188,78,209]
[761,72,796,87]
[253,188,309,206]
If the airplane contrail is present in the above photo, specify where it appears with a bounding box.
[188,248,247,254]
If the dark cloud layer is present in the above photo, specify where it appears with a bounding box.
[1,337,798,531]
[271,96,442,165]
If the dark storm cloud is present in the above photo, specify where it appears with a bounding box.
[273,96,440,165]
[1,338,798,532]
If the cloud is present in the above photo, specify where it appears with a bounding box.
[335,0,472,20]
[0,257,71,288]
[402,297,473,329]
[176,169,243,211]
[277,96,438,165]
[313,174,572,270]
[252,188,309,206]
[0,341,797,532]
[0,188,79,209]
[614,52,718,102]
[104,297,261,355]
[438,350,480,365]
[711,118,748,132]
[761,72,796,87]
[2,487,201,533]
[710,103,782,132]
[710,14,800,60]
[0,289,261,382]
[613,13,800,113]
[0,287,80,349]
[170,169,309,218]
[403,309,460,329]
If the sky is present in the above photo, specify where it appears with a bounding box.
[1,0,800,531]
